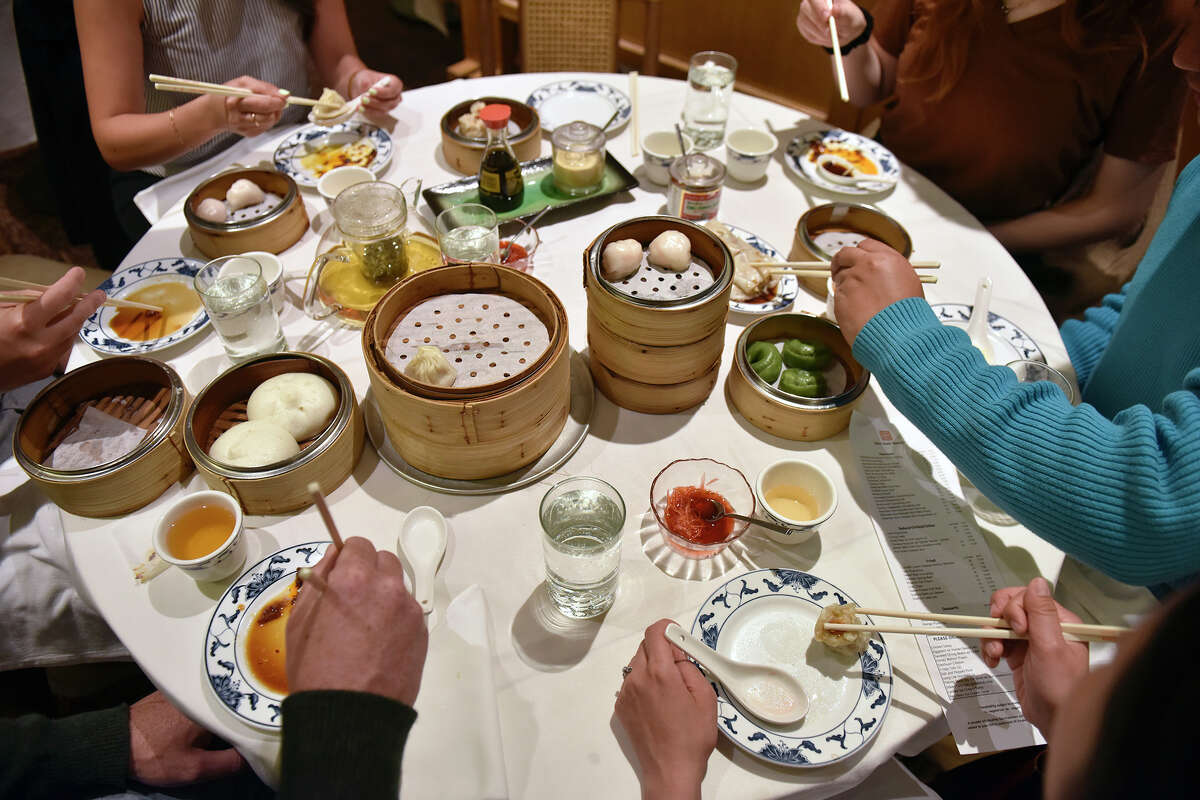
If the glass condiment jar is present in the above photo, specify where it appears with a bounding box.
[477,104,524,212]
[551,120,606,197]
[667,153,725,221]
[331,181,410,283]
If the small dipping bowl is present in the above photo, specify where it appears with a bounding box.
[642,130,694,185]
[153,490,246,582]
[755,460,837,544]
[317,165,376,204]
[651,458,755,559]
[724,128,778,183]
[219,251,285,313]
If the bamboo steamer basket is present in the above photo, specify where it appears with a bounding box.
[440,97,542,174]
[726,313,871,441]
[362,263,570,480]
[586,309,724,386]
[184,168,309,258]
[789,202,912,296]
[184,352,364,514]
[14,357,192,517]
[583,216,733,347]
[588,356,721,415]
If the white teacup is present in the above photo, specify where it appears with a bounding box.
[318,165,376,203]
[217,252,285,313]
[724,128,778,183]
[755,459,837,544]
[642,130,694,185]
[153,490,246,582]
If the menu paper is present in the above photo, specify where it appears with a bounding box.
[849,411,1045,754]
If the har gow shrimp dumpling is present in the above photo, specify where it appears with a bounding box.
[195,198,228,224]
[210,420,301,468]
[226,178,266,210]
[405,345,457,387]
[647,230,692,272]
[246,373,339,441]
[602,239,643,281]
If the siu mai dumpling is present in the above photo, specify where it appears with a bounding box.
[404,345,457,387]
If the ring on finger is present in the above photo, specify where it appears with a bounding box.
[621,665,633,679]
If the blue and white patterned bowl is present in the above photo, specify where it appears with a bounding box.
[931,303,1045,364]
[204,541,330,731]
[273,122,393,187]
[527,79,631,134]
[79,258,210,355]
[785,129,900,196]
[691,568,892,767]
[725,224,797,315]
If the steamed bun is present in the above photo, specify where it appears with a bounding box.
[647,230,691,272]
[210,420,300,468]
[246,373,338,441]
[195,198,228,223]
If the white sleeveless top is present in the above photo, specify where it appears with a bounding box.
[141,0,313,175]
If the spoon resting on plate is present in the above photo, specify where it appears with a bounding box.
[397,506,448,614]
[664,623,810,726]
[816,153,897,189]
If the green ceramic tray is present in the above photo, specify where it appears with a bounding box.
[422,152,638,223]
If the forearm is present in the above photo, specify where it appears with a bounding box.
[92,98,224,172]
[310,0,365,96]
[987,201,1144,253]
[840,40,892,106]
[0,707,129,799]
[855,298,1200,586]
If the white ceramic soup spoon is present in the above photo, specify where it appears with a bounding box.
[664,623,810,726]
[397,506,448,614]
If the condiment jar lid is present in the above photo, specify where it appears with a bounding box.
[478,104,512,129]
[331,181,407,240]
[551,120,605,152]
[669,153,725,187]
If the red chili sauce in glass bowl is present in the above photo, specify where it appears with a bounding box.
[499,240,530,272]
[663,485,734,545]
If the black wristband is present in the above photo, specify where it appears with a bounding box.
[822,7,874,56]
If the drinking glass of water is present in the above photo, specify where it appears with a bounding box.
[681,50,738,151]
[538,476,626,619]
[435,203,500,264]
[194,256,285,362]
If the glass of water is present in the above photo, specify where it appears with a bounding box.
[538,476,626,619]
[194,256,286,362]
[681,50,738,151]
[1006,360,1077,404]
[435,203,500,264]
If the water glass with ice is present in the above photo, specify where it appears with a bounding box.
[538,477,625,619]
[681,51,737,151]
[194,256,285,362]
[435,203,500,264]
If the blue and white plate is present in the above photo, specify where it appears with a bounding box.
[273,122,392,187]
[784,129,900,196]
[79,258,209,354]
[691,569,892,768]
[204,541,330,731]
[931,303,1045,364]
[724,224,797,315]
[526,79,631,134]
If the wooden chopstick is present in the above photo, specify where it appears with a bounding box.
[828,3,850,103]
[151,74,322,106]
[766,268,938,284]
[749,261,941,269]
[0,278,162,312]
[629,71,640,157]
[823,622,1110,644]
[852,607,1129,639]
[307,482,345,550]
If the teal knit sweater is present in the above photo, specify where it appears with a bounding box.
[853,156,1200,587]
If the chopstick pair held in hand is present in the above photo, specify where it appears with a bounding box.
[0,267,105,392]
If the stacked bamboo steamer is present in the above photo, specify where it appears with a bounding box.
[363,263,570,480]
[584,216,733,414]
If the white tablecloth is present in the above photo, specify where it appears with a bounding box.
[60,73,1089,799]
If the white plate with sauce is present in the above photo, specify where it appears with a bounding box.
[784,129,900,196]
[79,258,210,355]
[691,569,892,767]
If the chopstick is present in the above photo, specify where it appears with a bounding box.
[823,622,1109,643]
[307,481,345,550]
[828,2,850,103]
[151,74,323,107]
[852,607,1129,640]
[297,566,329,593]
[766,268,937,284]
[629,71,640,157]
[749,261,941,269]
[0,277,163,312]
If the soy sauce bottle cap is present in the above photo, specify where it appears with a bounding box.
[479,104,512,129]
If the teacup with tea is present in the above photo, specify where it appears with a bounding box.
[754,459,838,544]
[154,490,246,581]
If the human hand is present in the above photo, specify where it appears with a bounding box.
[0,267,104,391]
[286,536,428,707]
[830,238,925,345]
[981,577,1089,735]
[615,619,717,800]
[129,691,244,786]
[219,76,287,137]
[796,0,867,46]
[350,70,403,112]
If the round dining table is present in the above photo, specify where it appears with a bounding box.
[60,72,1087,799]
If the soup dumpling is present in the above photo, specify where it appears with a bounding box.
[405,345,457,387]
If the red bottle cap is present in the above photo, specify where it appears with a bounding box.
[478,104,512,129]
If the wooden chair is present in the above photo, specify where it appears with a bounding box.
[449,0,661,78]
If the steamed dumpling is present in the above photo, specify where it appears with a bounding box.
[246,373,338,441]
[210,420,300,468]
[405,345,456,387]
[601,239,643,281]
[226,178,266,210]
[647,230,692,272]
[814,603,870,653]
[195,197,228,223]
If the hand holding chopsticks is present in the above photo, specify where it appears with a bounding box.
[754,260,941,284]
[0,276,160,313]
[151,74,327,108]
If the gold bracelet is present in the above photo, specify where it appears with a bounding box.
[168,108,186,147]
[344,67,368,99]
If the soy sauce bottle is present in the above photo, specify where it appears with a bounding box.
[477,104,524,212]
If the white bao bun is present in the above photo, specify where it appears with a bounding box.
[647,230,691,272]
[246,372,339,441]
[210,419,300,468]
